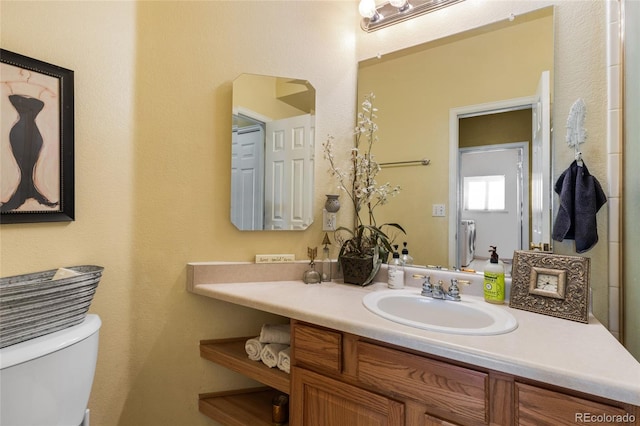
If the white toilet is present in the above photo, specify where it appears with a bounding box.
[0,314,101,426]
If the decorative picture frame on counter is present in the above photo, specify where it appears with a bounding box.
[1,49,74,224]
[509,250,590,323]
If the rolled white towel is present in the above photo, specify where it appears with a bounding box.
[244,337,264,361]
[259,323,290,345]
[277,347,291,374]
[260,343,288,368]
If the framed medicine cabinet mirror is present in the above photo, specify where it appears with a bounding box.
[231,73,316,231]
[357,6,554,272]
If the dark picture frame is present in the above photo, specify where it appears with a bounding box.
[1,49,74,224]
[509,250,590,323]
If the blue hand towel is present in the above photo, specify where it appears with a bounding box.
[552,160,607,253]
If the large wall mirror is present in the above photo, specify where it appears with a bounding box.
[231,73,316,230]
[357,6,554,271]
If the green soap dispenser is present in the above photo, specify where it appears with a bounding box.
[483,246,505,304]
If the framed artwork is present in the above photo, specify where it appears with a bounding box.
[509,250,590,323]
[1,49,74,224]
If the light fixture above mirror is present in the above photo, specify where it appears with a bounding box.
[359,0,464,32]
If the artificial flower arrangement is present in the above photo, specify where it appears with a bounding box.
[323,93,405,285]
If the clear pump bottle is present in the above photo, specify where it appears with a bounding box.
[401,242,413,266]
[388,245,405,289]
[400,242,414,286]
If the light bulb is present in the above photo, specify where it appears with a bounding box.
[358,0,377,19]
[390,0,408,9]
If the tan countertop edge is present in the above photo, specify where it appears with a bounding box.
[187,263,640,406]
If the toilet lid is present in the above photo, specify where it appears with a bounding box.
[0,314,101,369]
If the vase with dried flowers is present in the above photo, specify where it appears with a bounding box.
[323,93,405,285]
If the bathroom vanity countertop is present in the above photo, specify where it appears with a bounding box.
[189,276,640,406]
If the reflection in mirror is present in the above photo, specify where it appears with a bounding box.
[452,91,548,275]
[459,113,532,270]
[357,7,554,271]
[231,74,316,230]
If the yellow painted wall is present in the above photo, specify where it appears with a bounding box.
[1,2,138,422]
[0,1,613,425]
[459,110,532,149]
[1,1,356,425]
[233,74,308,120]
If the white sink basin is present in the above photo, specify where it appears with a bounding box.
[362,289,518,335]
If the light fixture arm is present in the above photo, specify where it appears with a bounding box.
[359,0,465,32]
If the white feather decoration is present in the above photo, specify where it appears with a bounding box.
[566,98,587,148]
[566,98,586,164]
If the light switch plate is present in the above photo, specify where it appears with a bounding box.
[322,210,337,231]
[432,204,446,217]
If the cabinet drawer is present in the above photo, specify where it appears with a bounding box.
[357,342,488,425]
[292,323,342,374]
[291,367,405,426]
[515,382,631,426]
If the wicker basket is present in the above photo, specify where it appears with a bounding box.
[0,265,104,348]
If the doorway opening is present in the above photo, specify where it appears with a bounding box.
[459,141,529,272]
[448,73,551,271]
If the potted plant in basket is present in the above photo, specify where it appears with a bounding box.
[323,93,405,286]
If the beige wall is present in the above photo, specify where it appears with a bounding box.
[0,1,614,425]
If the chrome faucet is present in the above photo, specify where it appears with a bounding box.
[418,274,433,297]
[445,279,461,301]
[414,275,469,302]
[432,280,446,299]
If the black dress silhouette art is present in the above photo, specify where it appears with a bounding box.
[1,94,58,212]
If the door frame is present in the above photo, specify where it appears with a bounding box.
[449,96,539,269]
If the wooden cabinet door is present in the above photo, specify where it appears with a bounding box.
[357,342,488,425]
[424,413,462,426]
[516,382,631,426]
[291,367,404,426]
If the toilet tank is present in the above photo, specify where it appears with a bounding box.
[0,314,101,426]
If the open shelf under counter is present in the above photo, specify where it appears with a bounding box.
[199,337,290,394]
[199,387,287,426]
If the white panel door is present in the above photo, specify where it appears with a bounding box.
[265,114,314,230]
[231,125,264,230]
[531,70,551,248]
